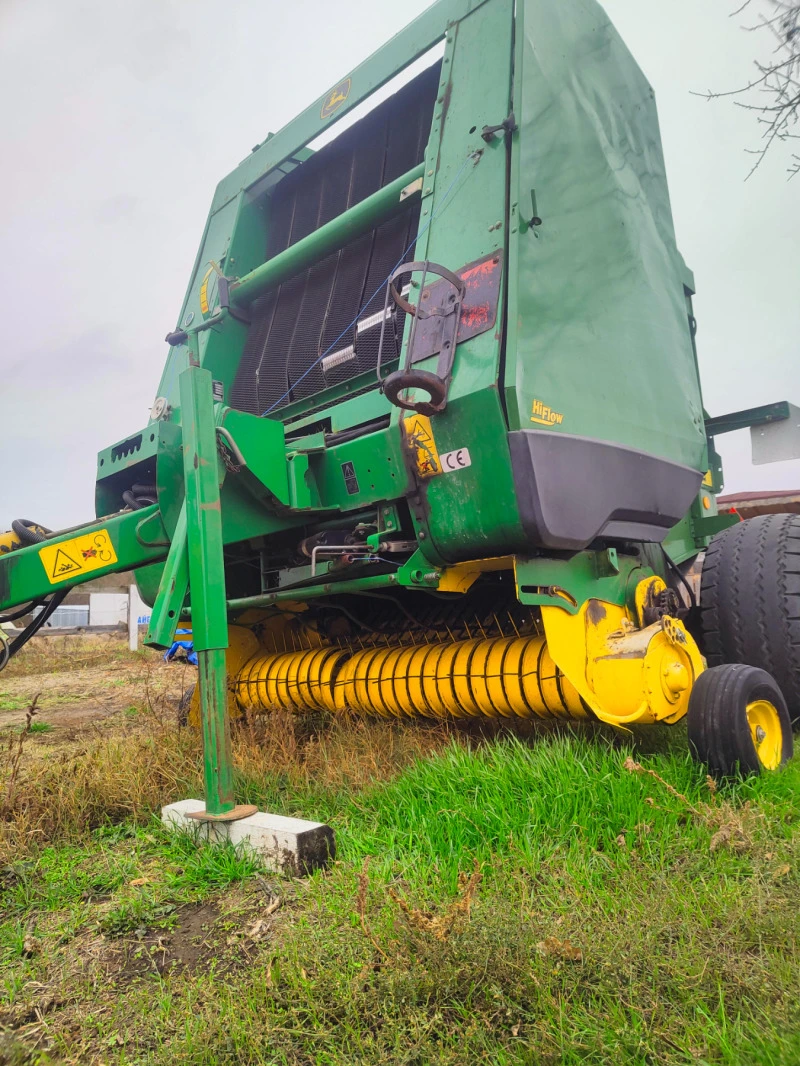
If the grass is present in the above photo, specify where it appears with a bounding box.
[0,636,798,1064]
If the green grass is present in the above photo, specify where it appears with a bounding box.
[1,724,798,1064]
[0,693,30,712]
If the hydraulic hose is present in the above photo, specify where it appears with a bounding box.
[7,590,68,660]
[11,519,51,545]
[0,599,46,625]
[122,484,157,510]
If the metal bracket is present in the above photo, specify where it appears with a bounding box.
[377,259,466,415]
[481,110,517,142]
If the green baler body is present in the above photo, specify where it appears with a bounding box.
[144,0,707,576]
[1,0,721,628]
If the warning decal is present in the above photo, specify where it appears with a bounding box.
[402,413,441,479]
[39,529,118,585]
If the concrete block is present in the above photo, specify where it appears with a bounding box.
[227,811,335,876]
[161,798,209,835]
[161,800,335,876]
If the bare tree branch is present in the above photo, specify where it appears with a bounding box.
[693,0,800,178]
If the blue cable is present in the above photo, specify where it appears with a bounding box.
[260,152,478,417]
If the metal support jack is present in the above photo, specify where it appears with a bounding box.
[178,339,255,823]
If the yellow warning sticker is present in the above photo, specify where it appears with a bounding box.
[402,413,441,478]
[39,529,118,585]
[199,264,214,315]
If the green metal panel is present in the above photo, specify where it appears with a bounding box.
[505,0,706,471]
[311,427,410,512]
[178,366,229,652]
[514,551,649,615]
[145,503,189,650]
[0,507,167,612]
[179,363,234,816]
[393,0,524,563]
[705,401,791,436]
[210,0,492,215]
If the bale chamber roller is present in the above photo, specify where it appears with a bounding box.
[2,0,799,818]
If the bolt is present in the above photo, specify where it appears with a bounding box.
[419,531,426,540]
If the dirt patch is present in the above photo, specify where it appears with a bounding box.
[108,901,224,978]
[105,888,286,981]
[0,633,191,736]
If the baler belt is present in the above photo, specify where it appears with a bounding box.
[231,62,441,417]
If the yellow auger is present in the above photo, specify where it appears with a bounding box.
[230,577,704,729]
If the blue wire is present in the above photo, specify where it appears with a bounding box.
[260,152,478,417]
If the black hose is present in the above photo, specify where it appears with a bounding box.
[0,599,46,624]
[8,590,68,658]
[122,490,143,511]
[11,519,52,545]
[122,485,157,510]
[661,546,698,610]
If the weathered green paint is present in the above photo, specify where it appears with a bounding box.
[514,552,650,616]
[4,0,776,798]
[209,0,490,215]
[179,366,229,652]
[705,401,791,437]
[505,0,706,474]
[0,507,166,612]
[144,502,189,651]
[230,163,425,308]
[198,648,235,814]
[395,0,526,565]
[179,364,233,816]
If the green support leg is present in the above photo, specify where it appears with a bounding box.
[197,648,234,811]
[144,502,189,651]
[178,362,234,817]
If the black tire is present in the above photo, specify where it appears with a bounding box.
[700,514,800,727]
[687,664,793,776]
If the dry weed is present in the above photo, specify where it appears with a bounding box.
[234,709,453,792]
[623,757,755,852]
[356,857,388,959]
[1,693,40,811]
[536,935,583,962]
[388,861,483,941]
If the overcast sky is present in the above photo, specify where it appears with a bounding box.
[1,0,798,531]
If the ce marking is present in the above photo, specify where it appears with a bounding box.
[439,447,472,473]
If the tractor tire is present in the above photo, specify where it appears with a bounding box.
[687,664,793,776]
[700,513,800,727]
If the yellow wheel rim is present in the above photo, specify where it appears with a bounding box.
[746,699,783,770]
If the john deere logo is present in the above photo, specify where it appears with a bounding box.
[321,78,351,120]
